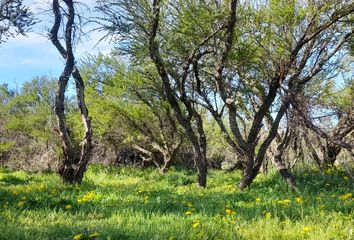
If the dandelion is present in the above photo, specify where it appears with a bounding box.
[255,198,261,202]
[339,193,352,200]
[303,226,312,233]
[225,208,236,215]
[192,220,200,228]
[295,197,303,204]
[278,199,291,205]
[65,204,72,209]
[77,191,96,203]
[89,232,99,239]
[185,211,193,215]
[73,234,83,240]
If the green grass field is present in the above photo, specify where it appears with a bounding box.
[0,165,353,240]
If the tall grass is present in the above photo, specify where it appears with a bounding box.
[0,165,352,239]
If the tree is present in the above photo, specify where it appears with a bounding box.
[49,0,92,184]
[96,0,353,189]
[80,55,185,172]
[0,0,35,43]
[296,74,354,169]
[190,0,354,189]
[96,0,212,187]
[0,77,59,170]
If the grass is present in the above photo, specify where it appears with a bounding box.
[0,164,353,240]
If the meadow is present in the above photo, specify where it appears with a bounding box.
[0,165,353,240]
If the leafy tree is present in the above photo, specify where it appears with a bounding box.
[80,55,185,173]
[95,0,217,187]
[191,0,354,189]
[0,0,35,43]
[95,0,353,189]
[296,71,354,169]
[0,77,59,170]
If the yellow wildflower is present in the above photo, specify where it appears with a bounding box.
[192,220,200,228]
[295,197,303,204]
[255,198,261,202]
[65,204,72,209]
[185,211,193,215]
[77,191,96,203]
[303,227,312,233]
[73,234,83,240]
[339,193,352,200]
[89,232,99,238]
[225,209,236,215]
[278,199,291,205]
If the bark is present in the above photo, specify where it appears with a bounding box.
[272,127,297,192]
[148,0,208,187]
[323,141,341,167]
[50,0,92,184]
[272,155,297,192]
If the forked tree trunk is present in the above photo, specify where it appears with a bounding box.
[239,155,255,190]
[50,0,92,184]
[149,0,208,187]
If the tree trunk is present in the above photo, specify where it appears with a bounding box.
[239,154,255,190]
[272,154,297,192]
[323,141,341,168]
[50,0,92,184]
[192,143,207,188]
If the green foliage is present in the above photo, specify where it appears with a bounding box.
[4,76,56,142]
[0,0,36,43]
[0,77,60,170]
[79,54,185,165]
[0,165,352,239]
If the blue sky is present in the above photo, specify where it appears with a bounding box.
[0,0,111,90]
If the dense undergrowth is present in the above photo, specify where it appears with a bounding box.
[0,165,353,240]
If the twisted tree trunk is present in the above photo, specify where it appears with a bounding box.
[50,0,92,184]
